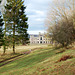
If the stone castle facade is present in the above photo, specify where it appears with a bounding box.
[30,33,53,44]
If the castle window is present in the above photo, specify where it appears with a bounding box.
[40,41,42,43]
[40,37,42,40]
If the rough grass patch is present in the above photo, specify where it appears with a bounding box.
[56,55,73,63]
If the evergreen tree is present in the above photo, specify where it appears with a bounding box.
[5,0,29,53]
[2,12,7,54]
[0,0,7,54]
[5,0,23,53]
[17,5,29,45]
[0,15,4,47]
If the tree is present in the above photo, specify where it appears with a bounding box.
[0,0,1,3]
[0,0,7,54]
[5,0,24,53]
[45,0,75,47]
[51,18,74,47]
[17,5,29,45]
[0,15,4,47]
[4,0,29,53]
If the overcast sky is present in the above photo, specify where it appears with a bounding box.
[24,0,52,34]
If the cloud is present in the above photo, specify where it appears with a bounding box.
[24,0,52,33]
[0,0,7,6]
[27,30,46,34]
[35,18,44,22]
[0,0,7,13]
[36,11,45,16]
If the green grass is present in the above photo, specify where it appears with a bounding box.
[0,44,47,62]
[0,45,75,75]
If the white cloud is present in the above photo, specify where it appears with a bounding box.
[27,30,46,35]
[35,18,44,22]
[36,11,45,15]
[24,0,52,32]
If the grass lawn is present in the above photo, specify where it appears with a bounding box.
[0,44,47,54]
[0,45,75,75]
[0,44,47,62]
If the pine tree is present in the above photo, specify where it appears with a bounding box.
[0,0,7,54]
[5,0,24,53]
[0,15,4,47]
[4,0,29,53]
[3,19,7,54]
[17,5,29,45]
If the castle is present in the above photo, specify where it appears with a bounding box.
[30,32,53,44]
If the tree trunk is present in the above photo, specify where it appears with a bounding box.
[3,46,6,54]
[3,21,6,54]
[13,23,15,54]
[62,43,65,47]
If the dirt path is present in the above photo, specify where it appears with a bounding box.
[0,54,25,67]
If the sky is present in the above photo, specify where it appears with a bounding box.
[24,0,52,34]
[0,0,7,13]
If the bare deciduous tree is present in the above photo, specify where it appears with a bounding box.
[45,0,75,47]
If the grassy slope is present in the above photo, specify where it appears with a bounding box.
[0,46,75,75]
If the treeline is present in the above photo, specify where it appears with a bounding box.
[46,0,75,47]
[0,0,29,54]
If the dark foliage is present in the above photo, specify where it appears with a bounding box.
[17,5,29,45]
[0,15,4,46]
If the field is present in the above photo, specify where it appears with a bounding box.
[0,44,47,54]
[0,45,47,62]
[0,44,75,75]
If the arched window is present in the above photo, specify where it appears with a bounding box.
[40,37,42,40]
